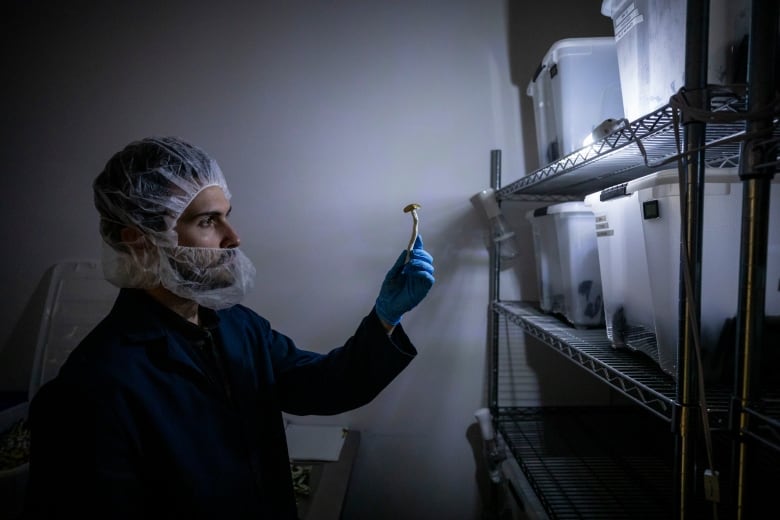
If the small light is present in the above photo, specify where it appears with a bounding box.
[582,133,595,147]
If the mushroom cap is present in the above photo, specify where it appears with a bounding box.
[403,203,421,213]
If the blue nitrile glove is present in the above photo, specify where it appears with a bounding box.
[375,235,435,326]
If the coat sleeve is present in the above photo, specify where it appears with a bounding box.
[245,307,418,416]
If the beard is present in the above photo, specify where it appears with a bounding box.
[159,246,256,309]
[165,247,238,289]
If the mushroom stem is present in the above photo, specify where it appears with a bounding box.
[403,203,421,263]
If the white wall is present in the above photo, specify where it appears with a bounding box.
[0,1,614,518]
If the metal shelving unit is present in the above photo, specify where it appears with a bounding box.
[497,93,748,201]
[497,406,675,519]
[487,2,778,517]
[493,301,734,426]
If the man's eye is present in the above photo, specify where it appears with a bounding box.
[199,216,216,227]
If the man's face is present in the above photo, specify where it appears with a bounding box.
[165,185,243,290]
[175,186,240,248]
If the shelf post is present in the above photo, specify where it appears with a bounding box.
[489,149,502,415]
[731,0,779,518]
[676,0,710,518]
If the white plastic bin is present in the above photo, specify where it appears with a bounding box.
[585,169,780,379]
[601,0,750,122]
[584,186,656,360]
[526,37,625,167]
[526,202,604,328]
[0,260,117,519]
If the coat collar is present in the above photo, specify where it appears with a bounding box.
[110,289,219,337]
[108,289,221,372]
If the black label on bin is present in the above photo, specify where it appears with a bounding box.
[643,200,660,219]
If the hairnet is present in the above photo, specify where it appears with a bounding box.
[94,136,255,309]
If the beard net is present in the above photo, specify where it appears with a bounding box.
[158,246,256,310]
[95,136,256,309]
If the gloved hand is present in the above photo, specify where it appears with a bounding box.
[375,235,435,326]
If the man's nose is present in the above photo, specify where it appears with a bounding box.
[221,223,241,248]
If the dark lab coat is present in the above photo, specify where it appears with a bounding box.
[24,288,416,519]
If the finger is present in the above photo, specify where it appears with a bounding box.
[408,272,435,295]
[392,249,407,269]
[411,271,435,286]
[413,235,424,250]
[407,248,433,266]
[385,250,407,281]
[405,257,434,275]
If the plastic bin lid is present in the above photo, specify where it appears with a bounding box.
[601,0,630,17]
[543,37,616,66]
[526,201,593,219]
[585,168,748,204]
[27,260,118,399]
[527,36,617,90]
[545,201,593,215]
[625,167,742,194]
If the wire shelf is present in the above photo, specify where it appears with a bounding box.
[493,301,737,425]
[497,407,674,519]
[497,91,777,201]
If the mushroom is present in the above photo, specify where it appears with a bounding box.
[403,203,421,263]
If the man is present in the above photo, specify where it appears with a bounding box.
[24,136,434,518]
